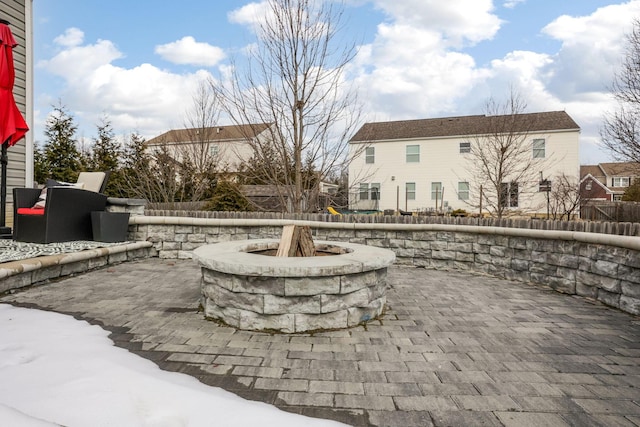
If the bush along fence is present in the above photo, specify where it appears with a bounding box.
[145,209,640,237]
[129,216,640,316]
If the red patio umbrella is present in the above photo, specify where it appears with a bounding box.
[0,19,29,235]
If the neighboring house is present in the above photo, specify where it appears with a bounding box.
[145,123,272,178]
[348,111,580,214]
[1,0,33,227]
[580,162,640,202]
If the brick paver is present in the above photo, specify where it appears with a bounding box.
[2,258,640,426]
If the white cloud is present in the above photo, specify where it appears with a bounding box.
[367,0,502,47]
[503,0,525,9]
[228,1,269,29]
[155,36,226,67]
[37,33,214,139]
[53,27,84,48]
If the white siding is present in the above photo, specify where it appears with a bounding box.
[349,128,580,215]
[0,0,32,227]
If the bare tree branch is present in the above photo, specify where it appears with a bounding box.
[212,0,362,213]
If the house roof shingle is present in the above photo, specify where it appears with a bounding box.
[146,123,271,146]
[349,111,580,142]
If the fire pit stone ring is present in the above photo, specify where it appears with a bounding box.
[193,239,396,333]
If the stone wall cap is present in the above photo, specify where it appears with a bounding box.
[193,239,396,277]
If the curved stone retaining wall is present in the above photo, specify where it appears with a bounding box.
[129,217,640,316]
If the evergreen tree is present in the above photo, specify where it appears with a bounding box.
[204,180,252,212]
[90,117,122,196]
[43,103,81,183]
[119,131,151,199]
[33,142,48,185]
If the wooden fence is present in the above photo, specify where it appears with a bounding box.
[144,208,640,237]
[580,202,640,223]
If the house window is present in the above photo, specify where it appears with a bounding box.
[458,182,469,200]
[359,183,369,200]
[585,181,592,190]
[406,182,416,200]
[359,183,380,200]
[370,183,380,200]
[459,142,471,154]
[613,194,623,201]
[365,147,375,164]
[612,177,630,187]
[406,145,420,163]
[499,182,519,208]
[532,139,545,158]
[431,182,442,200]
[209,144,219,157]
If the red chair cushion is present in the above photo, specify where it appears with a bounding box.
[17,207,45,215]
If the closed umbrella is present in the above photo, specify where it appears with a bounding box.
[0,19,29,236]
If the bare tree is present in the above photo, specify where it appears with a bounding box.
[177,81,224,201]
[466,89,548,218]
[602,19,640,162]
[548,173,581,220]
[213,0,362,213]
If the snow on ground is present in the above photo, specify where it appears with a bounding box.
[0,304,346,426]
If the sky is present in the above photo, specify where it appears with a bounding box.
[31,0,640,165]
[0,304,345,426]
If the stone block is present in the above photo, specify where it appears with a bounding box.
[240,310,295,333]
[369,281,387,301]
[556,266,576,281]
[453,261,472,270]
[210,285,264,313]
[576,283,598,298]
[431,250,455,260]
[454,233,477,243]
[455,252,475,263]
[264,294,321,314]
[159,250,178,259]
[489,246,512,258]
[511,258,529,271]
[0,273,32,292]
[405,239,431,250]
[621,281,640,298]
[61,260,89,276]
[508,238,528,249]
[162,241,181,250]
[547,276,576,294]
[597,289,620,308]
[430,241,448,251]
[431,259,453,270]
[394,256,414,266]
[547,253,579,269]
[618,265,640,284]
[202,269,234,292]
[393,247,415,258]
[475,253,491,264]
[177,251,193,259]
[295,310,348,332]
[620,295,640,315]
[448,242,473,253]
[204,302,241,327]
[108,252,128,264]
[31,265,62,283]
[321,288,371,313]
[591,260,618,277]
[285,276,340,296]
[88,256,108,269]
[473,243,490,254]
[347,299,385,326]
[388,239,405,248]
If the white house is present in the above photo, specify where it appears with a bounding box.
[145,123,271,176]
[348,111,580,215]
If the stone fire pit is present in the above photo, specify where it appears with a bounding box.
[193,239,396,333]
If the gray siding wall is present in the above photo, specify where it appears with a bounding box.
[0,0,30,227]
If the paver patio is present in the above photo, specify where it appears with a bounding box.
[2,258,639,426]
